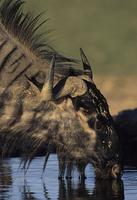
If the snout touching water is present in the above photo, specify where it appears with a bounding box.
[94,163,122,180]
[112,164,122,179]
[0,156,137,200]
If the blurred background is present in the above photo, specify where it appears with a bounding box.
[25,0,137,114]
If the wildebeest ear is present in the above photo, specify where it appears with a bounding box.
[25,56,55,101]
[80,48,93,79]
[25,74,40,96]
[41,56,55,101]
[54,76,87,99]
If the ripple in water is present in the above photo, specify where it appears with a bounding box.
[0,155,137,200]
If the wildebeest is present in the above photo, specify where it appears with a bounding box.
[114,108,137,167]
[0,0,122,179]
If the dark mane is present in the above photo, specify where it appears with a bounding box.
[0,0,78,65]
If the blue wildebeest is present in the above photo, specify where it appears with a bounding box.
[0,0,122,179]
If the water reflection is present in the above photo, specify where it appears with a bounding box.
[57,179,124,200]
[20,179,124,200]
[92,180,124,200]
[21,181,38,200]
[0,157,136,200]
[0,160,13,199]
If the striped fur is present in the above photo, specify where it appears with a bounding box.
[0,0,78,158]
[0,0,78,94]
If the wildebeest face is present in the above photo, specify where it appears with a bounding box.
[64,49,122,179]
[70,78,122,179]
[92,115,122,179]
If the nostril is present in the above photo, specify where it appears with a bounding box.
[112,164,122,179]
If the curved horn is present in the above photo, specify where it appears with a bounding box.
[41,56,55,101]
[80,48,93,79]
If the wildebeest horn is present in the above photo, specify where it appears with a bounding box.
[80,48,93,79]
[55,76,87,99]
[41,56,55,101]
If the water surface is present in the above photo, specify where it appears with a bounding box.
[0,156,137,200]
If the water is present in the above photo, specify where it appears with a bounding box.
[0,156,136,200]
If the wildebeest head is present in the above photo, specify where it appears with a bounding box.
[26,50,122,179]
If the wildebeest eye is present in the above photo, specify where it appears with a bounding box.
[80,107,90,114]
[95,119,103,130]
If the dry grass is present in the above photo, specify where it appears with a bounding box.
[95,75,137,115]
